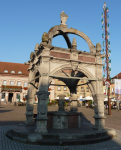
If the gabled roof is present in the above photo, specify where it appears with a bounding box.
[112,72,121,79]
[0,61,29,76]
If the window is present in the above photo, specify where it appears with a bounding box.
[3,81,7,85]
[81,87,84,92]
[17,82,21,86]
[24,82,27,87]
[81,79,83,82]
[4,70,8,73]
[76,87,78,92]
[112,88,114,92]
[111,79,114,84]
[58,86,61,91]
[10,81,14,85]
[16,93,20,99]
[18,71,22,74]
[64,86,66,91]
[2,93,5,98]
[11,71,15,73]
[86,87,89,92]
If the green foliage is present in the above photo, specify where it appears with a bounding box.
[89,101,92,105]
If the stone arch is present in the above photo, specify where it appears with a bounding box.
[53,30,72,48]
[49,64,96,95]
[48,25,96,53]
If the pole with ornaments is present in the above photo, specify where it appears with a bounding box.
[101,2,111,116]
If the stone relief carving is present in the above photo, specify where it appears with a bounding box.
[37,91,50,100]
[27,104,33,111]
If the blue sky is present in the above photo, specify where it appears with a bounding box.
[0,0,121,78]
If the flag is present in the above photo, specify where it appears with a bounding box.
[104,68,106,73]
[115,79,121,101]
[108,53,111,57]
[106,7,109,13]
[108,63,111,67]
[101,13,104,18]
[109,50,111,53]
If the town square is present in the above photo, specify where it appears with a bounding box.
[0,0,121,150]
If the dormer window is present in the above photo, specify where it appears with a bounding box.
[4,70,8,73]
[11,71,15,73]
[18,71,22,74]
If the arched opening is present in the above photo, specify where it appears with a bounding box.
[49,67,95,106]
[48,26,96,53]
[68,34,90,52]
[52,35,69,49]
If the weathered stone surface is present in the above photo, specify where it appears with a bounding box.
[25,11,106,132]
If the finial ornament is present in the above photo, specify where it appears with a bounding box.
[30,52,35,60]
[72,38,77,49]
[34,43,39,53]
[96,43,102,53]
[60,11,68,26]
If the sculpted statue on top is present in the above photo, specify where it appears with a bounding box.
[60,11,68,26]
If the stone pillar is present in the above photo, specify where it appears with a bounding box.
[93,94,106,130]
[5,92,8,103]
[58,94,66,112]
[70,93,78,112]
[34,45,50,133]
[24,71,35,126]
[24,94,34,125]
[35,90,50,133]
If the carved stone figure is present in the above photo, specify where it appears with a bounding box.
[30,52,35,60]
[96,43,102,53]
[34,43,39,53]
[42,32,49,44]
[60,11,68,26]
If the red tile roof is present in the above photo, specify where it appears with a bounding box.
[112,72,121,79]
[0,61,29,76]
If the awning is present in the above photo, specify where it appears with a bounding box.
[54,97,70,100]
[79,99,85,101]
[83,96,93,101]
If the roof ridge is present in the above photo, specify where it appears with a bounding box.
[0,61,25,64]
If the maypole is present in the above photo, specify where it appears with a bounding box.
[101,2,111,116]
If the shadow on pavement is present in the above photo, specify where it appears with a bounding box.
[0,109,14,113]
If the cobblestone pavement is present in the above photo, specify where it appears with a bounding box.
[0,105,121,150]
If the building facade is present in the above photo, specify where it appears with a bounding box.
[0,62,29,104]
[0,62,105,104]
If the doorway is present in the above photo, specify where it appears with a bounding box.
[8,93,13,103]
